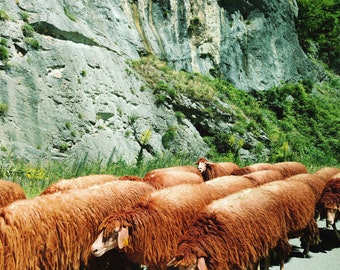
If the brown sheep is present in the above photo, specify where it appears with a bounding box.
[40,174,119,195]
[259,178,322,268]
[231,162,275,176]
[243,170,284,186]
[0,180,26,208]
[272,161,308,178]
[0,180,155,270]
[120,165,204,189]
[91,175,264,269]
[168,187,290,270]
[196,157,240,181]
[317,172,340,240]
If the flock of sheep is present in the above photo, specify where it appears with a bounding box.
[0,158,339,270]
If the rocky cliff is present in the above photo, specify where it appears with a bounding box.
[0,0,320,163]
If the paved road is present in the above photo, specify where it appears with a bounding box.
[270,220,340,270]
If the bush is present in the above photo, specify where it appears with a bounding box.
[0,46,9,61]
[0,10,9,21]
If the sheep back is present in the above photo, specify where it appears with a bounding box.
[272,161,308,178]
[232,162,275,176]
[40,174,118,195]
[313,167,340,184]
[142,170,203,189]
[0,180,26,208]
[243,170,284,186]
[0,180,155,270]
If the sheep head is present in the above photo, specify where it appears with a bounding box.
[91,219,129,257]
[196,158,209,173]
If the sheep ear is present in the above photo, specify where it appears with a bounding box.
[117,227,129,249]
[197,257,208,270]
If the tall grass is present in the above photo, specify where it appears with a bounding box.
[0,151,197,198]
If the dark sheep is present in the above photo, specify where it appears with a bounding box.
[0,180,155,270]
[317,172,340,240]
[196,157,240,181]
[0,180,26,208]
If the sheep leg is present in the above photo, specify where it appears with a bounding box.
[261,254,271,270]
[332,223,340,241]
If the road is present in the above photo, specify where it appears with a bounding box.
[269,220,340,270]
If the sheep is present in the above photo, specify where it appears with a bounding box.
[231,162,275,176]
[92,171,281,269]
[317,172,340,240]
[196,157,240,181]
[259,178,322,267]
[167,186,290,270]
[272,161,308,178]
[0,180,26,208]
[40,174,119,195]
[91,174,269,269]
[243,169,284,186]
[0,180,155,270]
[313,167,340,185]
[120,165,204,190]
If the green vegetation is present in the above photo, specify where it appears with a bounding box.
[0,45,9,61]
[0,9,9,21]
[0,103,9,114]
[23,37,40,50]
[64,7,77,22]
[296,0,340,74]
[22,23,35,37]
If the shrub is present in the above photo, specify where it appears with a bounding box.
[0,46,9,61]
[22,23,35,37]
[0,10,9,21]
[0,103,9,114]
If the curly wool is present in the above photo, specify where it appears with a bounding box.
[0,180,155,270]
[0,180,26,208]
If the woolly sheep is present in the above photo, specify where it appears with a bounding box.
[317,172,340,240]
[91,175,265,269]
[0,180,155,269]
[231,162,275,176]
[120,165,204,189]
[243,169,284,186]
[196,157,240,181]
[272,161,308,178]
[259,178,322,266]
[40,174,119,195]
[168,186,289,270]
[0,180,26,208]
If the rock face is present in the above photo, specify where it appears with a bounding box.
[0,0,319,163]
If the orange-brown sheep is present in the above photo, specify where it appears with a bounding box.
[259,178,322,268]
[231,162,275,176]
[196,157,240,181]
[40,174,118,195]
[243,169,284,186]
[120,165,204,189]
[317,172,340,240]
[272,161,308,178]
[0,180,26,208]
[168,187,289,270]
[91,175,268,269]
[0,180,155,270]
